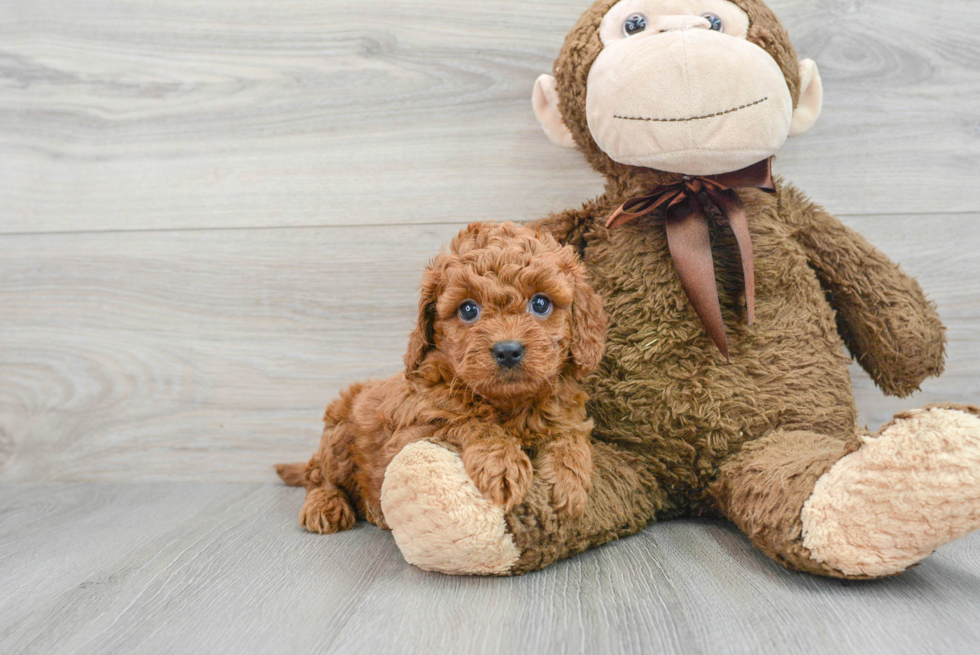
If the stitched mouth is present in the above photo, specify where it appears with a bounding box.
[614,97,769,123]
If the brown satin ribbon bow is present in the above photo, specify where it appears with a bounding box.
[605,157,776,360]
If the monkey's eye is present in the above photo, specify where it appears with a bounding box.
[528,293,554,319]
[458,299,481,323]
[622,14,647,37]
[702,13,723,31]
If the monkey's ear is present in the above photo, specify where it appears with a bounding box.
[532,74,576,149]
[789,59,823,137]
[404,269,439,374]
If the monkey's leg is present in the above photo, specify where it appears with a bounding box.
[711,430,863,577]
[380,440,668,575]
[712,404,980,578]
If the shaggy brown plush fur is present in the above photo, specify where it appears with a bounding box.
[493,0,948,576]
[277,221,607,532]
[711,429,865,578]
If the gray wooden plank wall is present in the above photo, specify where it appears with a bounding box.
[1,1,979,654]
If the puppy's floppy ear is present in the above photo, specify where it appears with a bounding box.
[404,267,440,374]
[569,268,607,379]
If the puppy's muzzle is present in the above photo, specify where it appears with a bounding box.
[492,341,524,369]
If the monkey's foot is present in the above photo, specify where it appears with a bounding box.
[380,441,520,575]
[802,404,980,577]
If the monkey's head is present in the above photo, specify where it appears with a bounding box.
[532,0,822,178]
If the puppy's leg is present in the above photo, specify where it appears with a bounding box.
[536,430,593,519]
[299,397,361,534]
[300,483,356,534]
[455,425,533,513]
[298,450,357,533]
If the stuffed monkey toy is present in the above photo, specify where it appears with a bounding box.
[378,0,980,579]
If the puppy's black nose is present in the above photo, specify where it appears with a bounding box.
[492,341,524,369]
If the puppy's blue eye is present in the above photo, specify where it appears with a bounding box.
[528,294,553,318]
[458,300,480,323]
[623,14,647,37]
[703,13,723,31]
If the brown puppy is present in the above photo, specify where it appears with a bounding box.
[277,221,607,534]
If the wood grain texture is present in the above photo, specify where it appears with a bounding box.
[0,224,450,481]
[1,215,977,482]
[1,0,978,234]
[1,482,980,655]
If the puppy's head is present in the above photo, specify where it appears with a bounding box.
[405,221,607,403]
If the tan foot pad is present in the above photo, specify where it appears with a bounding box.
[802,407,980,577]
[380,441,520,575]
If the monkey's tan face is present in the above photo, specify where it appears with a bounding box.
[587,0,792,175]
[532,0,823,177]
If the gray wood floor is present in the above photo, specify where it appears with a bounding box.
[3,483,980,655]
[2,0,979,653]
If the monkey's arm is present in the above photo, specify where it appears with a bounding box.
[779,183,946,397]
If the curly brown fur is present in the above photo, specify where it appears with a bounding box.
[277,221,607,533]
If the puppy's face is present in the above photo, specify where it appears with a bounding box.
[406,222,607,404]
[434,256,574,402]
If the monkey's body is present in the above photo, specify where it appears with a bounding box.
[370,0,980,579]
[572,184,859,502]
[502,179,946,576]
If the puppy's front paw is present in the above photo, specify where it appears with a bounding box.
[462,441,533,512]
[537,443,593,519]
[550,475,590,519]
[300,486,356,534]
